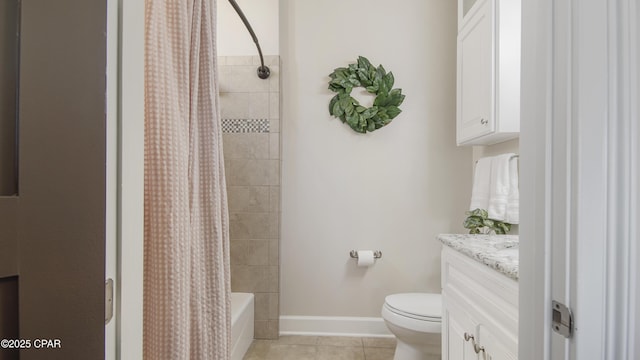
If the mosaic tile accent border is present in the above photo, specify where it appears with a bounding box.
[222,118,270,133]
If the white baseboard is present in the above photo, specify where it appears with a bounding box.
[279,316,393,338]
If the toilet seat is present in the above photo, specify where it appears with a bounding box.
[384,293,442,322]
[381,293,442,334]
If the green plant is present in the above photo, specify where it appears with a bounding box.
[328,56,405,133]
[463,208,512,235]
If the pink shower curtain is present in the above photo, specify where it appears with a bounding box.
[144,0,231,359]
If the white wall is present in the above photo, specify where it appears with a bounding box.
[280,0,472,318]
[217,0,279,56]
[472,138,519,163]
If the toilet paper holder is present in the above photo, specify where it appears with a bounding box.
[349,250,382,259]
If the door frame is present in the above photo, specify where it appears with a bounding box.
[106,0,118,358]
[519,0,639,359]
[113,0,145,359]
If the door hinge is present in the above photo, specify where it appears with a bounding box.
[552,300,573,338]
[105,278,114,325]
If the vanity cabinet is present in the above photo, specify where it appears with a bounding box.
[441,246,518,359]
[456,0,521,146]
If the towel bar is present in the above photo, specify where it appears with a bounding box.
[475,154,519,164]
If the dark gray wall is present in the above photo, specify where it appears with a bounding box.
[16,0,107,359]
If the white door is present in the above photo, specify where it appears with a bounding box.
[520,0,640,359]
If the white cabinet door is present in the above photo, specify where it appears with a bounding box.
[478,324,518,360]
[457,0,493,144]
[458,0,481,28]
[456,0,520,146]
[443,298,480,360]
[445,302,518,360]
[442,246,519,360]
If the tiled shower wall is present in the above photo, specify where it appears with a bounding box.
[219,56,280,339]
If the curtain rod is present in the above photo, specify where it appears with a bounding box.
[227,0,270,79]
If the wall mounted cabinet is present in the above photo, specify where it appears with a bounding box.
[456,0,521,146]
[441,246,518,359]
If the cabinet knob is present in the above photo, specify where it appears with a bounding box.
[474,342,485,354]
[465,332,485,354]
[480,118,488,125]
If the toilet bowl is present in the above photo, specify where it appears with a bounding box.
[381,293,442,360]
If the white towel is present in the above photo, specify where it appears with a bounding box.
[487,153,515,221]
[469,157,492,212]
[470,153,520,224]
[505,156,520,224]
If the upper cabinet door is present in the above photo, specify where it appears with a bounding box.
[456,0,521,146]
[457,0,493,145]
[458,0,481,30]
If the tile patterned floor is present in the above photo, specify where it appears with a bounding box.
[242,336,398,360]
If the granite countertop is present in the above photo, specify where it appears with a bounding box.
[437,234,519,281]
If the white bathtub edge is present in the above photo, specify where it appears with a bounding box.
[231,292,254,360]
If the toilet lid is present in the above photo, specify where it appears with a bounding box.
[384,293,441,321]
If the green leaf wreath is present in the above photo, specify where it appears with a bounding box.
[328,56,406,133]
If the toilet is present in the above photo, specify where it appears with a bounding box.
[381,293,442,360]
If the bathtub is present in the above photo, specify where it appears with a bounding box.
[231,292,254,360]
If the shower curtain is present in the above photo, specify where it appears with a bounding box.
[144,0,231,359]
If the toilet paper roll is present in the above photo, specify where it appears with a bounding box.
[356,250,375,267]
